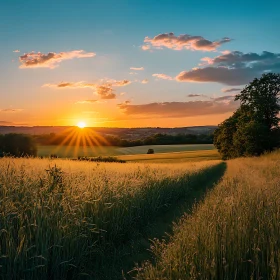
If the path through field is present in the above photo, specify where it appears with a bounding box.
[99,162,227,279]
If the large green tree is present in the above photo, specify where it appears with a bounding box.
[214,73,280,159]
[235,73,280,129]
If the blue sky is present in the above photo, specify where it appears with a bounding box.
[1,0,280,127]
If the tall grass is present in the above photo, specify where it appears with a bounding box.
[0,157,222,279]
[136,151,280,280]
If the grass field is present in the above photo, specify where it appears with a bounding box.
[118,149,220,163]
[37,144,215,158]
[0,157,223,279]
[1,151,280,279]
[136,151,280,280]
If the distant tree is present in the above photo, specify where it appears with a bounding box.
[214,73,280,159]
[1,134,37,157]
[147,149,154,154]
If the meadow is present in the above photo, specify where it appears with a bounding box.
[136,151,280,280]
[0,157,224,279]
[1,151,280,279]
[37,144,215,158]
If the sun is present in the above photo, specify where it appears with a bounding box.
[77,121,86,129]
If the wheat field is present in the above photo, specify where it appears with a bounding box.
[1,152,280,280]
[0,157,223,279]
[136,151,280,280]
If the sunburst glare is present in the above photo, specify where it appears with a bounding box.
[77,121,86,128]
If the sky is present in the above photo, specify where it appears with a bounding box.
[1,0,280,128]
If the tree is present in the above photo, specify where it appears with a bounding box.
[233,121,272,157]
[235,73,280,129]
[1,134,37,157]
[214,73,280,159]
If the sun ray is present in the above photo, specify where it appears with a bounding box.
[64,130,80,157]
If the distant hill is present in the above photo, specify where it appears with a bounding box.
[0,126,217,139]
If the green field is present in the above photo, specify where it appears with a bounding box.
[118,149,220,163]
[38,144,215,158]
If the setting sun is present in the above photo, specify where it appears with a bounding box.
[77,121,86,128]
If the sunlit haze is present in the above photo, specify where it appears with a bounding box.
[77,121,86,129]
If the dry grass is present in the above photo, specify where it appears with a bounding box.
[136,151,280,280]
[0,157,221,279]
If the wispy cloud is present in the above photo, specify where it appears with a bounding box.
[187,94,203,97]
[19,50,95,69]
[118,99,238,118]
[76,100,98,104]
[142,32,232,52]
[142,45,151,51]
[44,79,131,100]
[0,108,23,112]
[130,67,144,71]
[13,50,20,53]
[112,80,131,86]
[152,73,174,80]
[212,95,236,102]
[141,79,149,84]
[176,51,280,85]
[222,88,242,93]
[0,120,27,126]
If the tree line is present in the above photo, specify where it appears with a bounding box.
[0,132,213,157]
[34,133,213,147]
[0,133,37,157]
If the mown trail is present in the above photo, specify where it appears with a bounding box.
[136,152,280,280]
[100,162,227,279]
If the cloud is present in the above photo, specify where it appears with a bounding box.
[142,32,232,52]
[152,73,174,80]
[187,94,202,97]
[13,50,20,53]
[44,81,95,89]
[112,80,131,86]
[203,51,280,66]
[212,95,236,102]
[130,67,144,71]
[121,100,131,105]
[222,87,242,93]
[0,108,23,112]
[19,50,95,69]
[118,99,238,118]
[43,79,131,100]
[0,121,13,125]
[176,51,280,85]
[142,45,151,51]
[142,79,149,84]
[76,100,98,104]
[129,72,138,75]
[95,85,116,99]
[176,67,257,85]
